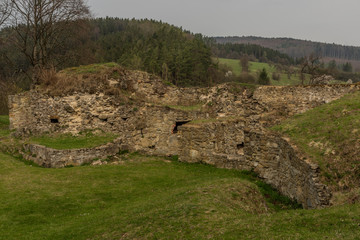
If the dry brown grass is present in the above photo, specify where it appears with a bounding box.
[37,63,127,97]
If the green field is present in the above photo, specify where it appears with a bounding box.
[1,152,360,239]
[216,58,310,86]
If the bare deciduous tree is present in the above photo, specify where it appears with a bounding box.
[0,0,11,27]
[3,0,90,82]
[300,53,321,85]
[240,54,249,73]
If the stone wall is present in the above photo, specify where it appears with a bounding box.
[178,119,248,170]
[22,139,121,168]
[178,120,331,209]
[8,69,360,209]
[253,84,360,125]
[8,91,206,156]
[9,83,360,136]
[244,129,331,208]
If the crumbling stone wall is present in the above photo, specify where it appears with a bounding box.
[178,120,331,208]
[244,129,331,208]
[253,84,360,125]
[8,69,360,208]
[178,119,248,170]
[22,139,121,168]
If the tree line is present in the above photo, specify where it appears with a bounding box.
[215,36,360,63]
[0,16,220,89]
[92,18,215,87]
[210,42,294,65]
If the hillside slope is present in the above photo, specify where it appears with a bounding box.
[215,36,360,70]
[273,91,360,204]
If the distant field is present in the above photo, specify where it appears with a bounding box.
[216,58,310,86]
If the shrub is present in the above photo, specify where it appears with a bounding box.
[272,72,281,81]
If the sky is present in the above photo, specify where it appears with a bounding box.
[87,0,360,47]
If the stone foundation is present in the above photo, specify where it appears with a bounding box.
[22,139,121,168]
[8,69,360,208]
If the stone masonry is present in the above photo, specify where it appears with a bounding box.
[8,68,360,208]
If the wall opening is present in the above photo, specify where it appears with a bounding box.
[237,143,244,149]
[237,142,244,155]
[172,121,191,134]
[50,118,59,123]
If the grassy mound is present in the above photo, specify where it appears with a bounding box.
[37,63,129,97]
[1,153,360,239]
[273,91,360,203]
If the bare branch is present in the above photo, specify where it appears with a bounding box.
[0,0,12,27]
[5,0,90,74]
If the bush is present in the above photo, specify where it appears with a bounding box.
[272,72,280,81]
[238,72,256,84]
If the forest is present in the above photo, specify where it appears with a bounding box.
[1,13,359,114]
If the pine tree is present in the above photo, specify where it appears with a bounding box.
[258,68,270,85]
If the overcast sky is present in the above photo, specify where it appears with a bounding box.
[87,0,360,47]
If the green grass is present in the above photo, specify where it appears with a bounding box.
[167,104,203,112]
[0,115,10,137]
[28,131,118,150]
[61,62,120,75]
[216,58,243,76]
[1,153,360,239]
[272,91,360,192]
[217,58,312,86]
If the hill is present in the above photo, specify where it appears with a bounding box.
[215,36,360,71]
[210,42,294,65]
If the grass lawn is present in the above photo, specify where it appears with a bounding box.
[0,153,360,239]
[28,131,118,150]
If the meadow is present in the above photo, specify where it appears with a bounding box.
[217,58,309,86]
[1,152,360,240]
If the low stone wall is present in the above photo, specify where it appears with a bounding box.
[244,130,331,208]
[22,138,121,168]
[179,120,331,209]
